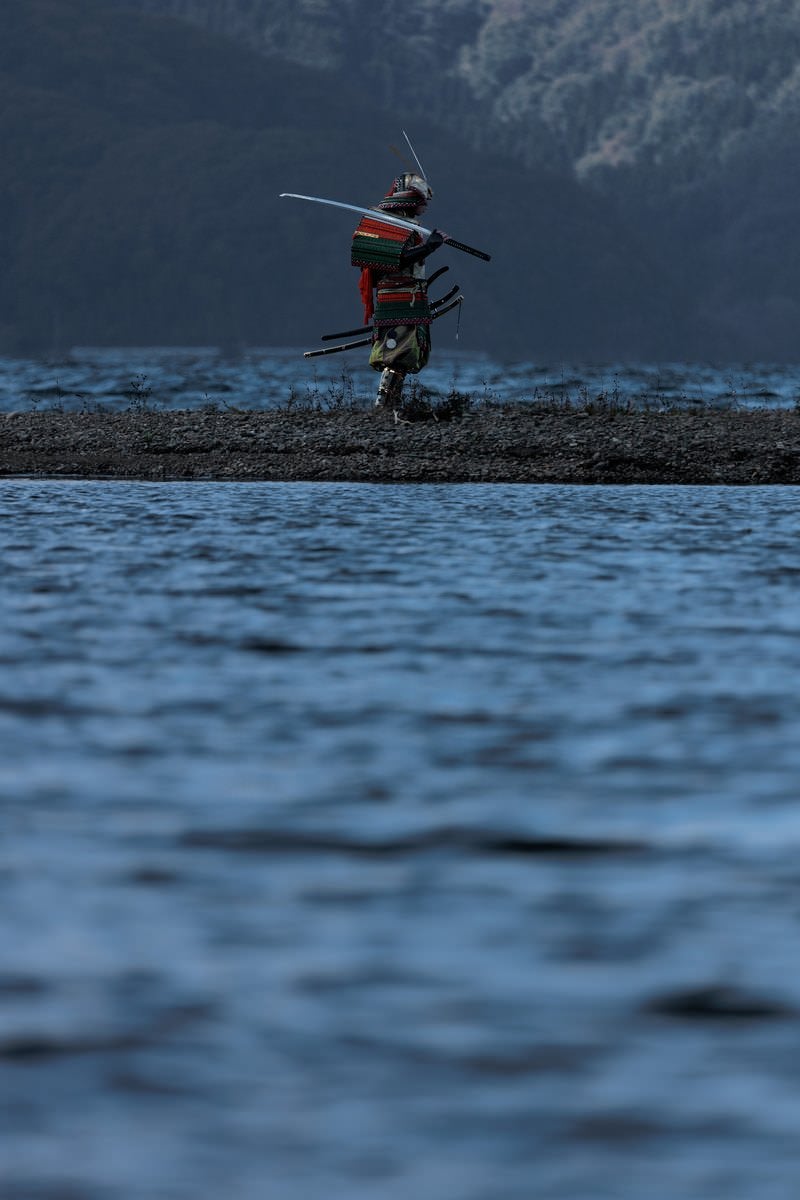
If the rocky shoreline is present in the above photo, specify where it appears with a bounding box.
[2,405,800,484]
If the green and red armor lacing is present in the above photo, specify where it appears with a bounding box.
[351,215,432,327]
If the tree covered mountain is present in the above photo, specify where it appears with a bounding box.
[5,0,798,359]
[2,0,687,360]
[108,0,800,194]
[107,0,800,359]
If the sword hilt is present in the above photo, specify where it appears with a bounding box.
[442,237,491,262]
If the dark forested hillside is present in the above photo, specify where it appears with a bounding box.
[106,0,800,194]
[104,0,800,359]
[11,0,800,358]
[2,0,689,358]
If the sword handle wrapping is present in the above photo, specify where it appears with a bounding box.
[442,237,491,262]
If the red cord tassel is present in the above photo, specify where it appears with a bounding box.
[359,267,374,323]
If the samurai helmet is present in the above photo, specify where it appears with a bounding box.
[378,172,433,214]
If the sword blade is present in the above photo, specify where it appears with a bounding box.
[280,194,430,236]
[280,194,491,261]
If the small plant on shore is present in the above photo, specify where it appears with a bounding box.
[125,374,153,412]
[324,370,357,409]
[395,381,436,421]
[437,387,472,420]
[286,380,327,412]
[578,377,633,415]
[394,381,472,422]
[27,378,65,412]
[723,375,741,409]
[79,393,105,414]
[478,378,504,409]
[282,368,366,412]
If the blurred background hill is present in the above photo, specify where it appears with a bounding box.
[4,0,798,359]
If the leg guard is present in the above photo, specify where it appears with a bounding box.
[375,368,405,408]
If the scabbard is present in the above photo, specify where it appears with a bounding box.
[304,336,371,359]
[321,283,460,343]
[432,296,463,320]
[427,265,449,288]
[432,285,460,311]
[304,295,463,359]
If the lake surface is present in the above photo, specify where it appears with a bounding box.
[2,346,800,411]
[3,478,800,1199]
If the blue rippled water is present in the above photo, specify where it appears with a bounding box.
[3,479,800,1199]
[2,347,800,410]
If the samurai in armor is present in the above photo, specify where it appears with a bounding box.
[351,173,444,407]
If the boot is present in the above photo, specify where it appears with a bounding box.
[375,368,404,408]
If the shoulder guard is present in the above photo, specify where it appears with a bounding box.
[351,215,419,272]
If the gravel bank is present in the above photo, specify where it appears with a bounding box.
[2,406,800,483]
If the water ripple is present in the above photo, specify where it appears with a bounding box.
[3,348,800,410]
[3,478,800,1199]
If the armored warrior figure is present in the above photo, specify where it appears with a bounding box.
[351,172,445,407]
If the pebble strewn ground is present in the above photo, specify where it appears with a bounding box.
[2,406,800,483]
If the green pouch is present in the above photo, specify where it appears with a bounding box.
[369,325,431,374]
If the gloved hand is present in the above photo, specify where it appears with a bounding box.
[400,229,446,266]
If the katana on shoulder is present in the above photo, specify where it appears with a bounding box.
[280,194,491,262]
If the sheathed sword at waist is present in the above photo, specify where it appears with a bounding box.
[320,284,460,343]
[303,296,464,359]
